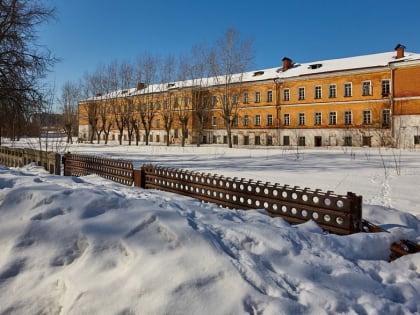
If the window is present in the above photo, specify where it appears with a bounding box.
[329,111,337,125]
[233,135,238,145]
[233,114,239,126]
[362,136,371,147]
[213,135,217,144]
[298,112,305,125]
[344,83,352,97]
[267,135,273,145]
[255,136,261,145]
[156,101,161,110]
[174,96,179,108]
[382,109,390,127]
[267,114,273,126]
[156,135,160,143]
[344,110,352,125]
[212,116,217,126]
[329,84,337,98]
[156,119,160,128]
[243,115,249,126]
[222,94,228,106]
[414,135,420,145]
[255,91,261,103]
[298,87,305,100]
[314,112,322,125]
[283,135,290,146]
[298,136,306,146]
[223,136,228,144]
[382,79,390,96]
[362,81,371,96]
[254,115,261,126]
[314,86,322,99]
[174,128,179,138]
[266,90,273,102]
[283,89,290,101]
[163,100,168,109]
[184,96,189,106]
[283,113,290,126]
[344,136,352,146]
[212,95,218,106]
[233,93,239,105]
[363,110,372,125]
[243,92,249,104]
[244,136,249,145]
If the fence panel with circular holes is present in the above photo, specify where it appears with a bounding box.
[141,164,363,235]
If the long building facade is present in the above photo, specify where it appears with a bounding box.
[78,45,420,148]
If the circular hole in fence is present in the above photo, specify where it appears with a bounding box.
[207,178,211,184]
[273,190,278,197]
[180,174,184,179]
[255,200,260,207]
[312,212,319,220]
[281,205,287,213]
[196,187,200,193]
[247,186,252,192]
[233,195,237,201]
[240,197,245,203]
[247,199,252,205]
[301,209,308,217]
[232,183,237,189]
[272,204,278,211]
[264,188,269,195]
[219,192,224,198]
[226,194,230,200]
[291,208,297,215]
[336,217,344,225]
[282,191,287,198]
[302,194,308,202]
[292,192,298,200]
[219,180,223,186]
[176,173,179,178]
[226,182,230,188]
[207,190,211,196]
[264,202,269,208]
[171,182,175,188]
[313,196,319,204]
[213,179,217,185]
[240,184,244,191]
[201,188,205,194]
[213,191,217,197]
[324,214,331,222]
[324,198,331,206]
[180,184,184,189]
[185,175,189,181]
[201,177,205,183]
[336,200,344,208]
[175,183,179,188]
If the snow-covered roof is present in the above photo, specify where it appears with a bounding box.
[83,50,420,102]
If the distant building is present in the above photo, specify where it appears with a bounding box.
[78,44,420,148]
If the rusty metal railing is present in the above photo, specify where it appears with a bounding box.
[140,164,363,235]
[64,154,134,186]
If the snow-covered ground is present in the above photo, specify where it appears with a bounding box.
[1,141,419,314]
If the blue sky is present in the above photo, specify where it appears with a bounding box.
[39,0,420,98]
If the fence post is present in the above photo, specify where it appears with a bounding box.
[133,169,145,188]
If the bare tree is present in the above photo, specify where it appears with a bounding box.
[59,81,80,143]
[160,55,176,146]
[209,28,254,148]
[0,0,56,144]
[137,55,158,145]
[189,44,211,146]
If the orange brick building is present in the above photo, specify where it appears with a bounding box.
[79,44,420,148]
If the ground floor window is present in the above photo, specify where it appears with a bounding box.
[233,135,238,145]
[414,135,420,145]
[223,136,228,144]
[156,135,160,142]
[283,135,290,146]
[362,136,371,147]
[298,136,306,146]
[202,135,207,144]
[267,135,273,145]
[213,135,217,144]
[344,136,352,146]
[255,136,261,145]
[244,136,249,145]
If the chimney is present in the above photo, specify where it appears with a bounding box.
[282,57,293,71]
[136,82,146,90]
[395,44,406,59]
